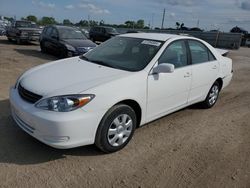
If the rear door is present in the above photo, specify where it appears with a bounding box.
[187,40,219,103]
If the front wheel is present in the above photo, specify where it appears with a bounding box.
[40,42,47,53]
[95,104,137,153]
[201,81,220,108]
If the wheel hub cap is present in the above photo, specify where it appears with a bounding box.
[107,114,133,147]
[208,85,219,105]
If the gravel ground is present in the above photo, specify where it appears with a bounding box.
[0,36,250,188]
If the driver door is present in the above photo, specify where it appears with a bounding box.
[147,40,192,121]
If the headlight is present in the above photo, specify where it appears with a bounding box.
[35,94,95,112]
[65,44,76,51]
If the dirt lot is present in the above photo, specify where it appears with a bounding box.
[0,36,250,188]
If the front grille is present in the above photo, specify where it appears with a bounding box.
[18,84,42,103]
[29,32,40,36]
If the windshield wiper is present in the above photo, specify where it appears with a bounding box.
[90,60,117,69]
[80,56,117,69]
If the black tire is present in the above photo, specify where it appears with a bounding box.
[40,42,47,53]
[16,38,21,45]
[201,81,220,108]
[59,48,68,58]
[7,37,12,42]
[95,104,137,153]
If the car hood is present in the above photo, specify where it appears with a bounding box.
[19,57,131,97]
[62,39,96,48]
[108,32,120,36]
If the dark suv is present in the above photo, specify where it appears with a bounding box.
[89,26,119,42]
[40,25,96,58]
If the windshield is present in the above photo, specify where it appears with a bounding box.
[81,37,163,71]
[59,28,87,40]
[106,27,118,33]
[16,21,32,28]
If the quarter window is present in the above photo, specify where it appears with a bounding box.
[158,40,188,68]
[188,40,216,64]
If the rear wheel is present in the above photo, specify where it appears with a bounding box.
[201,81,220,108]
[95,104,136,153]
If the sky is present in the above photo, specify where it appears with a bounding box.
[1,0,250,31]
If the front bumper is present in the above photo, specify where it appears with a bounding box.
[9,87,105,149]
[19,35,40,41]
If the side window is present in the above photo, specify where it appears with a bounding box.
[51,28,58,38]
[45,27,52,36]
[42,27,47,34]
[158,40,188,68]
[188,40,216,64]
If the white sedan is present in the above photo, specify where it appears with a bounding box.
[10,33,233,153]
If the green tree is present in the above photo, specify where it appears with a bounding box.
[38,17,57,25]
[26,15,37,23]
[76,20,89,27]
[136,19,144,29]
[176,22,180,29]
[89,20,98,26]
[99,20,105,26]
[125,20,135,28]
[63,19,72,26]
[4,17,14,22]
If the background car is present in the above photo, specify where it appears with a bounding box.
[80,28,90,38]
[89,26,119,42]
[0,25,6,36]
[10,33,233,153]
[245,38,250,47]
[6,20,42,44]
[39,25,96,57]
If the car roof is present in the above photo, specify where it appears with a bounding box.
[92,26,114,29]
[50,25,78,30]
[120,33,186,41]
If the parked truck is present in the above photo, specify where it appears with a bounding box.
[6,20,42,44]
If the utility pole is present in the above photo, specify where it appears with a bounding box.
[161,8,165,29]
[197,19,200,28]
[88,15,90,29]
[151,13,154,29]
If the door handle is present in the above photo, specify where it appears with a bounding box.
[212,65,218,69]
[184,72,191,78]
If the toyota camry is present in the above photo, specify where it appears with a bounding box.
[10,33,233,153]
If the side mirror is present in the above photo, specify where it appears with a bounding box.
[152,63,175,74]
